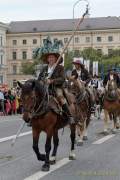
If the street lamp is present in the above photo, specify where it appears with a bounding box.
[72,0,89,56]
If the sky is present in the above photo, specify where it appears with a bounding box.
[0,0,120,23]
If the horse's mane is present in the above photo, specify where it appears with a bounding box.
[23,79,46,96]
[108,79,117,89]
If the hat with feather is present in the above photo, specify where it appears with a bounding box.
[33,36,63,64]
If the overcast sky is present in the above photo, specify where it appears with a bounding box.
[0,0,120,23]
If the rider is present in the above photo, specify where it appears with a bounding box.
[38,38,75,124]
[89,74,99,89]
[70,59,95,113]
[103,68,120,88]
[103,67,120,101]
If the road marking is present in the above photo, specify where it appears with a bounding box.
[24,158,71,180]
[92,134,115,144]
[0,118,22,123]
[0,131,32,143]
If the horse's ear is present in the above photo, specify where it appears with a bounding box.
[32,81,35,90]
[17,81,23,88]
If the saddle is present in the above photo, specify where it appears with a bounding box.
[48,96,62,115]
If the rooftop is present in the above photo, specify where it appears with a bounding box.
[8,16,120,34]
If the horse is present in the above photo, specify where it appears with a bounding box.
[17,79,76,172]
[88,79,104,120]
[93,86,104,120]
[103,79,120,134]
[68,78,92,146]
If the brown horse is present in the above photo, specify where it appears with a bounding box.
[69,79,92,146]
[18,79,76,172]
[103,79,120,134]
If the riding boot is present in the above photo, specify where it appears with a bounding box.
[62,104,75,124]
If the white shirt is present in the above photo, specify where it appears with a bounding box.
[47,65,54,78]
[76,70,81,80]
[0,92,4,100]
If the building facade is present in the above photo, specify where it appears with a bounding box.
[0,22,8,84]
[5,16,120,86]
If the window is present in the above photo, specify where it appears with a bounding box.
[33,39,37,44]
[12,51,17,60]
[97,37,101,42]
[23,39,27,44]
[22,51,27,59]
[108,36,113,42]
[13,40,17,45]
[0,36,3,46]
[13,80,17,87]
[64,38,68,43]
[0,55,3,64]
[0,75,3,84]
[86,37,90,43]
[75,37,79,43]
[108,48,113,56]
[97,49,102,55]
[13,65,17,74]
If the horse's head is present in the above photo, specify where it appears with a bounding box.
[17,79,46,123]
[107,79,118,99]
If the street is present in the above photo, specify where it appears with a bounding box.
[0,114,120,180]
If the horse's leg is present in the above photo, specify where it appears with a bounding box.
[112,113,117,134]
[32,129,45,161]
[42,131,52,171]
[103,109,109,135]
[116,116,120,129]
[83,118,88,141]
[76,124,84,146]
[83,111,91,140]
[95,105,101,120]
[50,130,59,165]
[69,124,76,160]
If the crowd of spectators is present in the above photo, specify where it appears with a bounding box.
[0,87,23,116]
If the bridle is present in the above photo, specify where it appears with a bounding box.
[23,85,48,118]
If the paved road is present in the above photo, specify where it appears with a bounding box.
[0,115,120,180]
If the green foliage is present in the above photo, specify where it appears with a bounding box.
[81,48,102,61]
[21,59,40,75]
[64,51,73,70]
[102,56,120,73]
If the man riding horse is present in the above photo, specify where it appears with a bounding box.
[103,68,120,88]
[70,59,95,113]
[38,38,75,124]
[103,67,120,98]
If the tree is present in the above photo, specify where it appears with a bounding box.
[21,59,40,75]
[81,48,102,62]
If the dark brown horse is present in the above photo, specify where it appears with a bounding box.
[18,79,76,171]
[103,79,120,134]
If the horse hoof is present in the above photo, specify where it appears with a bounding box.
[116,125,120,129]
[49,156,56,165]
[111,129,117,134]
[77,141,83,146]
[50,160,56,165]
[83,136,88,141]
[41,164,50,172]
[103,131,109,136]
[69,155,76,160]
[38,154,46,161]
